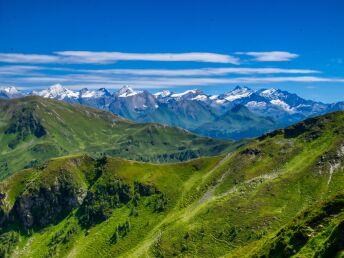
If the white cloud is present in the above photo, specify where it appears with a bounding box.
[236,51,299,61]
[0,52,239,64]
[0,54,60,64]
[55,51,239,64]
[0,65,43,75]
[0,66,318,76]
[78,67,319,76]
[8,75,344,89]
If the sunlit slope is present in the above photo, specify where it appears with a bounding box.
[0,96,232,179]
[250,193,344,257]
[0,110,343,257]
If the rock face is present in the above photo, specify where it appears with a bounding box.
[10,175,86,229]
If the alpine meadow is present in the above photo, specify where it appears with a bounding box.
[0,0,344,257]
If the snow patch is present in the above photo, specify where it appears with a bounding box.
[170,89,198,98]
[259,88,278,98]
[215,99,227,105]
[154,90,171,98]
[270,99,294,113]
[246,101,267,108]
[191,95,208,101]
[209,95,218,100]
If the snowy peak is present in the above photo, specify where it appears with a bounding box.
[80,88,111,98]
[0,86,22,98]
[170,89,207,101]
[33,84,79,100]
[154,90,172,98]
[0,86,19,94]
[258,88,286,100]
[116,85,142,97]
[222,86,254,101]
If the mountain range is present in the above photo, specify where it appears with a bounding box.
[2,84,344,139]
[0,97,233,179]
[0,108,343,257]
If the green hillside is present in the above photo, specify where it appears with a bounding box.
[0,110,343,257]
[250,193,344,257]
[0,97,233,179]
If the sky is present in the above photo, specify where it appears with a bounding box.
[0,0,343,103]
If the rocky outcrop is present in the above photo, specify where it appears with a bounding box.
[10,176,86,229]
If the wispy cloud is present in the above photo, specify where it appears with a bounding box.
[236,51,299,61]
[0,51,239,64]
[7,75,344,89]
[0,65,318,77]
[78,67,319,76]
[0,54,60,64]
[0,65,43,75]
[56,51,240,64]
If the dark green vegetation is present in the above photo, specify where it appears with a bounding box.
[0,97,233,179]
[0,110,343,257]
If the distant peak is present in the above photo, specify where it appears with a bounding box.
[0,86,19,94]
[223,86,253,101]
[233,85,251,91]
[117,85,142,97]
[154,90,172,98]
[117,85,134,93]
[231,85,252,92]
[170,89,204,99]
[80,88,89,93]
[118,85,133,91]
[233,85,242,90]
[49,83,65,90]
[33,84,79,100]
[97,88,111,95]
[258,88,285,99]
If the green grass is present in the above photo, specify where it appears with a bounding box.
[0,110,343,257]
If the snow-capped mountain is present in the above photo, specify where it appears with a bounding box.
[0,86,23,99]
[80,88,112,99]
[32,84,79,100]
[154,90,172,98]
[1,84,343,139]
[115,85,143,98]
[220,86,254,102]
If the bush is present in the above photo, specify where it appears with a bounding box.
[78,179,132,227]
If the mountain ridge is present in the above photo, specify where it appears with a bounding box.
[3,84,343,139]
[0,96,233,179]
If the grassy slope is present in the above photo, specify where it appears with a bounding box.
[0,97,233,179]
[0,110,343,257]
[249,193,344,257]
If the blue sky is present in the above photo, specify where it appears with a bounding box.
[0,0,343,102]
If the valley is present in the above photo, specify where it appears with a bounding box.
[0,97,233,179]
